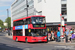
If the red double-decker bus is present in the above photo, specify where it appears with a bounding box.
[13,15,47,43]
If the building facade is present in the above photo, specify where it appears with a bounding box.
[11,0,75,31]
[11,0,34,27]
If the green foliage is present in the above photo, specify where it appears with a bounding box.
[0,19,4,29]
[5,17,11,29]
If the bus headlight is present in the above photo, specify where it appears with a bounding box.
[44,37,47,39]
[31,37,33,38]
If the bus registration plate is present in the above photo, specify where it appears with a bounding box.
[38,40,41,42]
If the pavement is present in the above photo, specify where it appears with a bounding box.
[48,41,75,46]
[4,32,75,46]
[5,33,12,39]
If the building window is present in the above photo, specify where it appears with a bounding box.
[61,0,67,1]
[12,0,34,17]
[61,4,67,15]
[12,0,25,9]
[61,10,67,15]
[64,19,67,22]
[62,4,66,8]
[38,0,42,3]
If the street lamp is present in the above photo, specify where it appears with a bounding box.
[26,0,29,17]
[7,9,10,36]
[7,9,9,29]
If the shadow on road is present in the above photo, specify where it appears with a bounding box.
[17,41,47,44]
[0,43,22,50]
[29,42,47,44]
[52,49,69,50]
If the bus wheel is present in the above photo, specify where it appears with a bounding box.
[44,41,48,43]
[25,38,28,43]
[15,38,18,42]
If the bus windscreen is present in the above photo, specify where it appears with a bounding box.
[31,17,45,24]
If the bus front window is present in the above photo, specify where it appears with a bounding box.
[31,17,45,24]
[31,29,46,37]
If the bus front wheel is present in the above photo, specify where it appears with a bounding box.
[44,41,48,43]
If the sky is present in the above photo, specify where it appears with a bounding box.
[0,0,15,22]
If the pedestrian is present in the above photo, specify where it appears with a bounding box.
[48,31,51,41]
[63,33,66,43]
[68,29,72,43]
[71,32,75,39]
[72,27,74,33]
[57,30,60,42]
[8,29,10,36]
[46,31,48,41]
[64,29,69,43]
[51,31,54,41]
[70,29,73,34]
[54,30,57,41]
[71,32,75,42]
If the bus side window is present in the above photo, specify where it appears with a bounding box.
[28,18,30,24]
[25,29,31,36]
[24,18,30,25]
[15,30,22,36]
[14,20,23,26]
[13,30,16,36]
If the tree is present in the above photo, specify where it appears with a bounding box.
[0,19,4,29]
[5,17,11,29]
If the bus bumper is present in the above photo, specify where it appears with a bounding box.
[28,39,47,42]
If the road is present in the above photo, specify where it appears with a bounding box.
[0,32,75,50]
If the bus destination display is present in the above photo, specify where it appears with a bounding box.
[33,24,45,27]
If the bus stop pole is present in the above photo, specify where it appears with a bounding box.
[60,14,63,42]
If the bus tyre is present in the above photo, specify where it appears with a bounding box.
[44,41,48,43]
[25,38,28,43]
[15,38,18,42]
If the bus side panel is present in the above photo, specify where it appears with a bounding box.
[27,36,47,42]
[13,26,15,30]
[13,36,26,42]
[13,36,16,40]
[28,24,33,29]
[13,36,25,41]
[26,36,32,42]
[17,36,26,42]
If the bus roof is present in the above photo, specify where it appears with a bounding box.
[13,15,45,22]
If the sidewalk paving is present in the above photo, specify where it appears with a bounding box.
[5,33,12,39]
[48,41,75,46]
